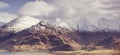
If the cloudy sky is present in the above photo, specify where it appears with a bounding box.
[0,0,119,31]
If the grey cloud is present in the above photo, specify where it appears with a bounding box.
[0,1,10,8]
[101,0,120,5]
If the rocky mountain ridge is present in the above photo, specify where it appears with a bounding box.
[0,17,80,51]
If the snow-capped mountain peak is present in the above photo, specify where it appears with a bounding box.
[1,16,40,32]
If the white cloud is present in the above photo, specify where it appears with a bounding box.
[0,1,10,8]
[18,0,105,26]
[15,0,120,31]
[43,0,103,25]
[0,12,18,23]
[18,0,56,16]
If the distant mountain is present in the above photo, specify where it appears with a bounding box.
[96,18,120,31]
[78,17,120,32]
[78,18,98,31]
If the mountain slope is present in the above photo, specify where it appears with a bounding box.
[1,16,40,32]
[0,21,80,51]
[0,16,40,43]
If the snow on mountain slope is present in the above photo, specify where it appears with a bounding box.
[1,16,40,32]
[30,20,49,31]
[55,18,70,28]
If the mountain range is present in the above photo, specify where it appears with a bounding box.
[0,15,120,51]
